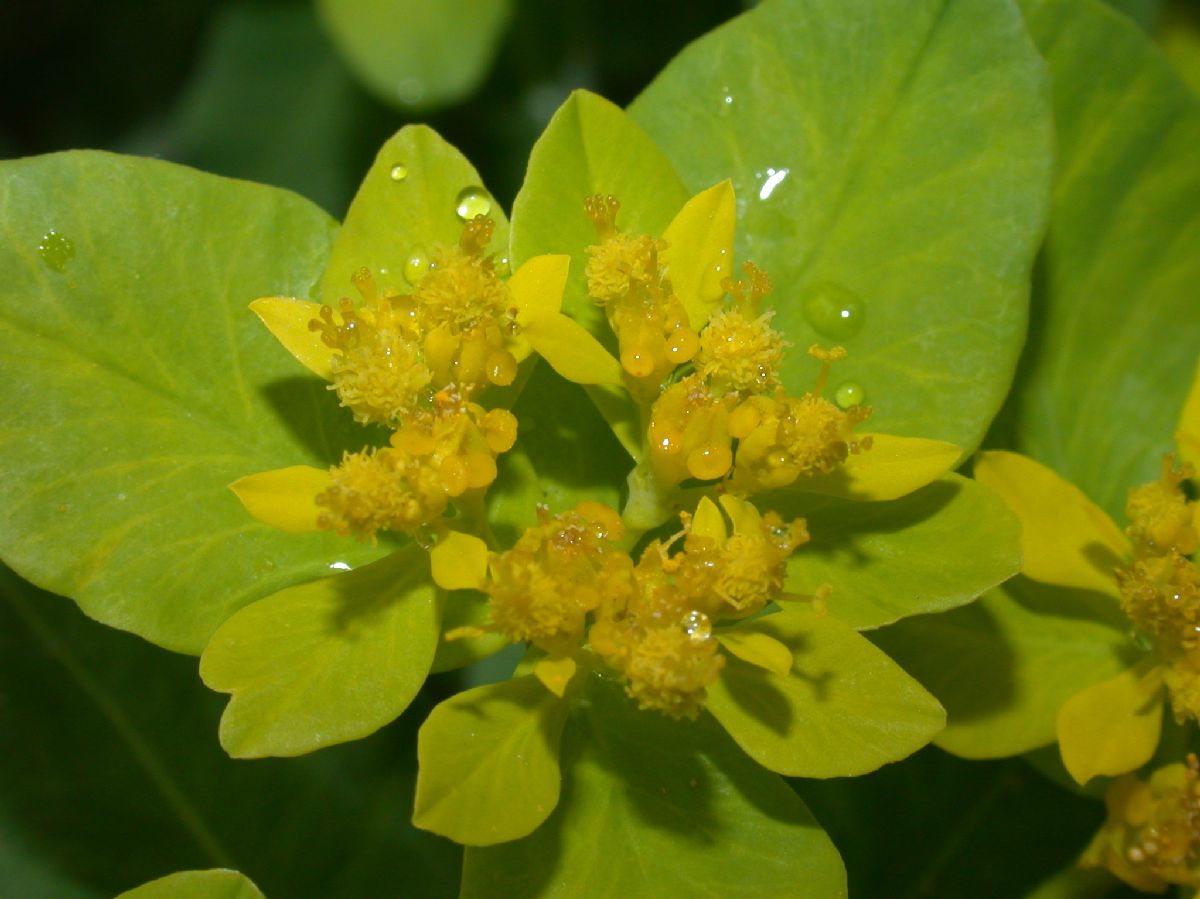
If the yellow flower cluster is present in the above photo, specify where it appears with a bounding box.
[649,308,870,491]
[1116,455,1200,716]
[456,495,807,719]
[306,218,521,539]
[584,195,699,388]
[1084,754,1200,892]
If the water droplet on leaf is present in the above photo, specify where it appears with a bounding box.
[835,381,866,409]
[455,187,491,221]
[38,230,74,273]
[404,250,431,284]
[389,164,409,182]
[801,281,865,340]
[718,87,734,117]
[757,167,789,201]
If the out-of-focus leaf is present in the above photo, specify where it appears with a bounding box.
[1003,0,1200,518]
[460,674,846,898]
[0,566,459,898]
[116,869,263,899]
[631,0,1053,455]
[316,0,513,110]
[200,546,438,758]
[773,475,1021,630]
[0,152,391,654]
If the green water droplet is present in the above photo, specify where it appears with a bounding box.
[835,381,866,409]
[389,164,409,182]
[455,187,491,221]
[38,230,74,273]
[801,281,864,340]
[404,250,431,285]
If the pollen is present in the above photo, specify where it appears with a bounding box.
[589,617,724,720]
[484,503,636,651]
[310,283,431,425]
[315,446,449,540]
[695,263,785,393]
[583,195,700,386]
[1127,455,1198,558]
[1118,551,1200,657]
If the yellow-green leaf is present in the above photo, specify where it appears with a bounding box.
[228,465,330,534]
[413,675,569,845]
[974,450,1128,595]
[707,609,945,777]
[1057,658,1164,785]
[117,870,265,899]
[521,313,623,386]
[799,434,961,502]
[200,546,438,758]
[429,530,489,591]
[1178,355,1200,468]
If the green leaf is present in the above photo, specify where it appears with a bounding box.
[0,151,390,653]
[460,674,846,898]
[199,546,438,758]
[707,609,945,777]
[0,565,459,898]
[871,576,1138,759]
[117,870,264,899]
[315,0,513,110]
[318,124,509,309]
[509,90,689,343]
[630,0,1053,454]
[769,474,1022,630]
[413,675,569,845]
[1002,0,1200,518]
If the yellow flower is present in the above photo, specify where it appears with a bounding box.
[431,494,812,720]
[1082,754,1200,891]
[974,370,1200,785]
[229,216,601,541]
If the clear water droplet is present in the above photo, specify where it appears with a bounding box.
[38,230,74,273]
[455,187,492,221]
[681,610,713,643]
[404,250,431,285]
[835,381,865,409]
[389,164,409,182]
[801,281,865,340]
[329,561,352,571]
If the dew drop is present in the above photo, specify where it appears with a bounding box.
[681,610,713,643]
[718,86,734,118]
[801,281,865,340]
[455,187,492,221]
[404,250,431,284]
[389,164,409,182]
[329,561,352,571]
[835,381,866,409]
[38,230,74,273]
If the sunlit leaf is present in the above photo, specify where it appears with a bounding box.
[631,0,1053,454]
[0,152,389,653]
[773,474,1022,629]
[200,547,438,758]
[1003,0,1200,518]
[707,609,945,777]
[460,674,846,898]
[413,675,569,845]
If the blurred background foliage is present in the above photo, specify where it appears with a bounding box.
[0,0,1197,896]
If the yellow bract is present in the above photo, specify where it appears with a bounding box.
[229,465,331,533]
[1176,356,1200,468]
